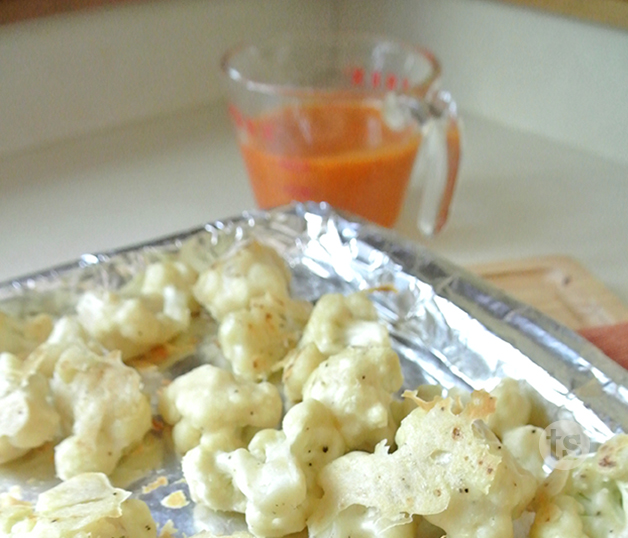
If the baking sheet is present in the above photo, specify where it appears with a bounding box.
[1,202,627,536]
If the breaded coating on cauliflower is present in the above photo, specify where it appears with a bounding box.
[0,311,52,357]
[24,316,105,378]
[0,472,156,537]
[51,346,152,480]
[531,433,628,538]
[298,292,390,356]
[502,425,547,483]
[487,377,547,440]
[280,399,346,494]
[308,391,537,538]
[219,293,312,381]
[76,287,190,361]
[0,352,60,465]
[137,259,200,312]
[188,533,254,538]
[158,364,283,455]
[484,378,549,483]
[313,505,417,538]
[184,399,345,537]
[302,346,403,451]
[181,431,248,514]
[281,343,327,404]
[193,241,292,322]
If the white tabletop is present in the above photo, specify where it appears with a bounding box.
[1,101,627,304]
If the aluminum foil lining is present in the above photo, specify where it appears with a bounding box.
[1,202,627,536]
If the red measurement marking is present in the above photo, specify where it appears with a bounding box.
[371,70,381,88]
[228,104,244,127]
[261,122,274,141]
[245,118,257,136]
[386,74,397,90]
[352,67,365,86]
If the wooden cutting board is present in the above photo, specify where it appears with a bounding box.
[468,255,628,368]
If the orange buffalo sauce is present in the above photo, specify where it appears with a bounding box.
[238,101,421,227]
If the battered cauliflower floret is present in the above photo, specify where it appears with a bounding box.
[218,293,312,381]
[502,425,547,483]
[298,292,390,356]
[189,533,254,538]
[182,431,248,513]
[0,352,60,464]
[0,311,52,356]
[24,316,105,378]
[138,259,200,312]
[219,429,307,537]
[531,495,588,538]
[158,364,282,455]
[487,377,546,439]
[302,346,403,451]
[193,241,292,322]
[531,433,628,538]
[184,399,345,537]
[51,346,152,480]
[314,505,417,538]
[424,420,537,538]
[281,343,327,403]
[281,399,346,493]
[484,379,549,484]
[0,472,156,537]
[308,391,537,538]
[76,287,189,360]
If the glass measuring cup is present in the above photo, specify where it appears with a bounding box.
[221,33,461,235]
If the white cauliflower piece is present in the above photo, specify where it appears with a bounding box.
[280,399,346,493]
[314,505,417,538]
[24,316,105,378]
[302,346,403,451]
[218,293,312,380]
[281,343,327,403]
[531,495,588,538]
[423,381,547,478]
[424,422,537,538]
[159,364,282,455]
[193,241,292,322]
[185,399,345,537]
[51,346,152,480]
[298,292,390,356]
[0,352,59,464]
[190,531,255,538]
[76,287,189,360]
[0,472,156,537]
[182,432,248,513]
[219,429,307,537]
[0,311,52,356]
[308,391,537,538]
[485,379,549,483]
[139,259,200,312]
[502,425,547,483]
[487,378,536,439]
[531,433,628,538]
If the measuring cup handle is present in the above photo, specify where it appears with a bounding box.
[417,90,462,236]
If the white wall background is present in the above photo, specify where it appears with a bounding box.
[0,0,626,164]
[0,0,333,156]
